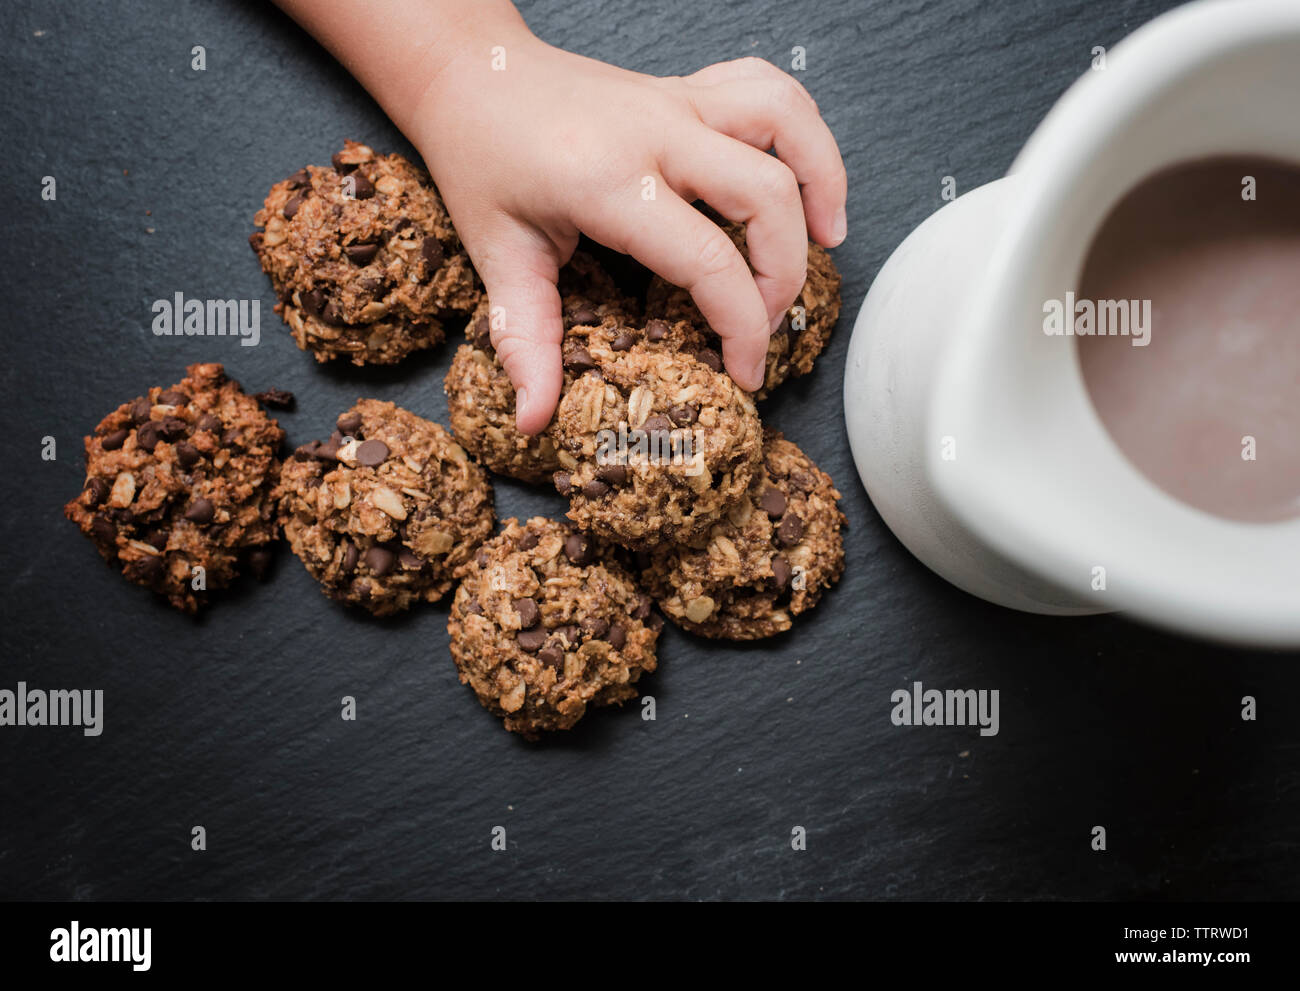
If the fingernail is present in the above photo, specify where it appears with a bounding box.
[515,387,529,423]
[748,354,767,391]
[830,206,847,246]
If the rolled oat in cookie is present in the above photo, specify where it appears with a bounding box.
[551,319,763,549]
[645,217,841,399]
[276,399,494,616]
[444,253,638,485]
[63,363,284,613]
[642,429,845,639]
[249,140,480,365]
[448,517,661,738]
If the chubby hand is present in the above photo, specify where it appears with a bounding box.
[409,36,847,433]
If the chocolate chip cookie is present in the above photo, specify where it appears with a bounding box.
[443,253,637,484]
[276,399,494,615]
[552,320,763,548]
[448,517,660,738]
[642,430,845,639]
[250,140,479,365]
[63,363,284,613]
[645,218,841,398]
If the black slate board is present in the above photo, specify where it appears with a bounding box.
[2,0,1297,901]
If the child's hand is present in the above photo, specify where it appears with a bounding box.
[278,0,847,434]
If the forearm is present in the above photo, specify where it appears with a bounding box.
[274,0,532,140]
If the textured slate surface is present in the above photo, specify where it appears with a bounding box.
[2,0,1297,901]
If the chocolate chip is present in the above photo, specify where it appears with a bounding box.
[475,547,490,568]
[513,597,540,629]
[286,167,310,189]
[596,464,628,486]
[356,439,389,467]
[293,441,320,461]
[344,242,379,265]
[331,152,357,173]
[516,627,548,652]
[282,192,305,219]
[130,398,151,425]
[582,479,610,499]
[563,532,593,565]
[158,390,189,406]
[607,623,627,650]
[555,625,581,648]
[254,388,295,409]
[759,487,787,518]
[129,555,164,583]
[770,556,793,592]
[645,319,670,341]
[568,305,598,327]
[468,314,491,350]
[364,545,395,576]
[582,615,609,639]
[563,347,597,373]
[341,541,359,572]
[135,421,162,452]
[197,414,222,434]
[421,238,443,270]
[176,441,200,468]
[300,288,326,316]
[553,471,572,496]
[518,530,539,551]
[466,598,483,616]
[393,217,414,233]
[539,644,564,671]
[321,300,344,325]
[776,513,804,546]
[632,594,652,621]
[247,547,273,580]
[789,470,817,493]
[84,477,110,505]
[100,428,128,451]
[642,414,672,438]
[159,416,188,440]
[315,431,343,461]
[336,411,363,435]
[668,403,698,426]
[398,549,424,570]
[222,427,243,450]
[90,515,117,546]
[304,475,322,489]
[351,173,375,199]
[611,329,636,351]
[696,348,722,373]
[184,498,215,524]
[646,611,664,633]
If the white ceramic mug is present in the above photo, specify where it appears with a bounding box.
[844,0,1300,648]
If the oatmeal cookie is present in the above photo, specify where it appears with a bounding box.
[443,253,637,484]
[551,319,763,548]
[642,429,845,639]
[276,399,494,615]
[63,363,284,613]
[448,517,660,738]
[645,218,841,398]
[249,140,480,365]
